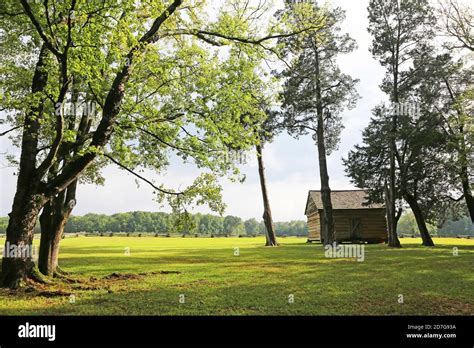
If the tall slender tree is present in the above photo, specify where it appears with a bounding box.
[344,101,442,247]
[367,0,436,247]
[255,110,281,246]
[343,106,403,237]
[415,54,474,222]
[279,3,359,245]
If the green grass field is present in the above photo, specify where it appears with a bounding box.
[0,236,473,315]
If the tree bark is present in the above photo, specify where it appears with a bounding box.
[404,193,435,247]
[38,80,86,276]
[38,211,66,276]
[317,123,335,246]
[1,45,49,288]
[459,148,474,223]
[1,193,46,288]
[38,181,77,276]
[384,182,401,247]
[462,182,474,223]
[314,48,335,246]
[387,143,401,247]
[386,33,403,248]
[387,102,402,246]
[256,144,278,246]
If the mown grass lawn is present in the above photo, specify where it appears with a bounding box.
[0,236,472,315]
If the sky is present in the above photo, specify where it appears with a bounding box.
[0,0,388,221]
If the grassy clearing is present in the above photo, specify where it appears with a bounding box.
[0,236,472,315]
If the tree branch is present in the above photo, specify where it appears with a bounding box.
[103,153,185,196]
[45,0,184,195]
[0,126,21,137]
[20,0,62,58]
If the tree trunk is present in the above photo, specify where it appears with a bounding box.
[317,125,335,246]
[445,80,473,223]
[385,182,402,248]
[387,94,401,247]
[386,44,403,248]
[38,200,71,276]
[38,181,78,277]
[39,202,55,276]
[459,153,474,223]
[1,192,45,288]
[1,45,49,288]
[314,49,335,246]
[387,145,401,247]
[256,144,278,246]
[404,193,435,246]
[38,215,67,276]
[463,187,474,223]
[38,82,85,276]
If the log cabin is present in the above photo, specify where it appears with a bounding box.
[305,190,388,244]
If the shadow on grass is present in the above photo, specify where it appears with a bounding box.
[0,240,472,315]
[1,271,472,315]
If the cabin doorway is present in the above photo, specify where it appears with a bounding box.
[350,218,362,240]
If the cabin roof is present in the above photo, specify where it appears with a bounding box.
[304,190,385,215]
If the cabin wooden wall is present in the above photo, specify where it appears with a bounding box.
[319,209,387,242]
[307,212,321,241]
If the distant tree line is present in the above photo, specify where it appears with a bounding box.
[1,211,471,237]
[0,211,471,236]
[0,212,307,237]
[398,213,473,237]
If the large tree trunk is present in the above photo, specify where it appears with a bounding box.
[256,144,278,246]
[404,193,435,247]
[38,180,77,276]
[38,212,66,276]
[39,202,57,276]
[1,45,49,288]
[38,81,85,277]
[1,192,46,288]
[314,50,335,246]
